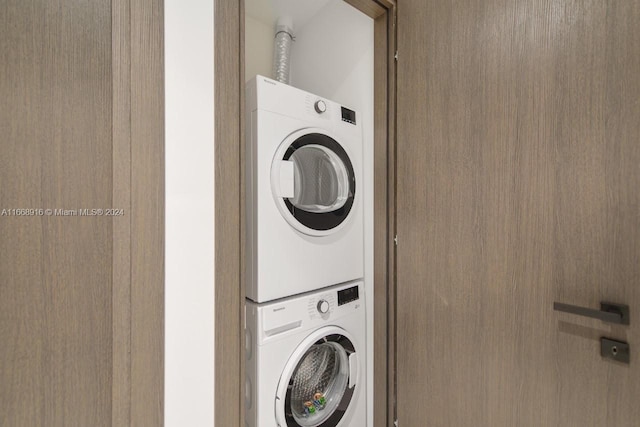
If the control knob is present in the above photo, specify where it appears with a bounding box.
[314,100,327,114]
[317,299,330,314]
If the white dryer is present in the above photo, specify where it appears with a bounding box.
[245,281,366,427]
[246,76,364,303]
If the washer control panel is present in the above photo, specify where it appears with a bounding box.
[254,282,363,344]
[307,283,361,321]
[337,285,359,306]
[317,299,330,314]
[308,292,336,320]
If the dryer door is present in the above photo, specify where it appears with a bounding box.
[271,128,356,237]
[275,327,360,427]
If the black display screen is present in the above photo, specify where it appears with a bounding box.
[338,286,359,306]
[341,107,356,125]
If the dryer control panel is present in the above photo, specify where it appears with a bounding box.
[340,107,356,125]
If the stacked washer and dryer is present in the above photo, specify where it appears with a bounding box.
[245,75,367,427]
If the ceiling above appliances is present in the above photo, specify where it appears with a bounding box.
[245,0,332,29]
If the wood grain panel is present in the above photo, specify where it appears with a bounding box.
[396,0,639,425]
[0,2,46,423]
[373,10,390,427]
[385,7,397,427]
[130,0,165,424]
[345,0,386,19]
[112,0,132,424]
[1,1,164,425]
[239,2,246,426]
[375,0,396,9]
[215,0,244,425]
[552,1,640,424]
[0,0,113,425]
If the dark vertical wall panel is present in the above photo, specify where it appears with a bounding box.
[112,0,132,424]
[372,7,395,427]
[0,4,46,423]
[130,0,165,424]
[215,0,244,424]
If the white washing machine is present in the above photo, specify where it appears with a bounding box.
[246,76,364,303]
[245,281,366,427]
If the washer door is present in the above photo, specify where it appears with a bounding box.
[275,327,360,427]
[271,128,356,236]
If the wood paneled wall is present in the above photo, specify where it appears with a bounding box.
[395,0,640,425]
[214,0,244,425]
[0,0,164,424]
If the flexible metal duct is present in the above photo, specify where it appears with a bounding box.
[273,16,294,84]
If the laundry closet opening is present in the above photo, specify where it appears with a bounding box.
[214,0,395,425]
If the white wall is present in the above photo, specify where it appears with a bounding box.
[165,0,215,425]
[290,2,375,424]
[245,14,273,81]
[244,0,334,83]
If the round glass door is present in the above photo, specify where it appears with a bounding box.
[289,145,350,214]
[281,334,356,427]
[272,130,356,236]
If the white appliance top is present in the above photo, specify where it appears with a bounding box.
[246,75,361,134]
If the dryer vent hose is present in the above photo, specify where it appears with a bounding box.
[273,16,294,84]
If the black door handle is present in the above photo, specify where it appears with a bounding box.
[553,301,630,325]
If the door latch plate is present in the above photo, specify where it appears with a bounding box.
[601,338,630,364]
